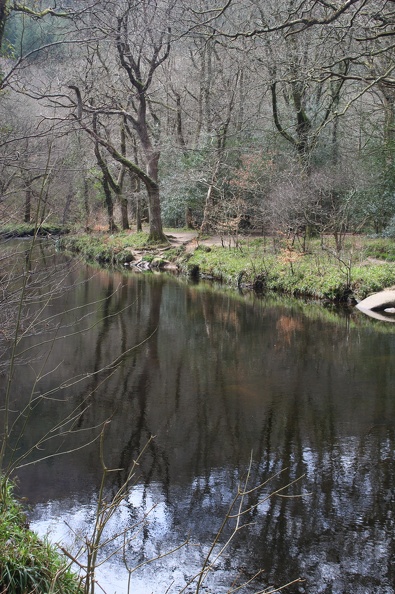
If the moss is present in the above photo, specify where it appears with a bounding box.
[163,246,185,261]
[142,254,155,263]
[151,257,167,269]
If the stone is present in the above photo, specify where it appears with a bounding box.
[356,290,395,312]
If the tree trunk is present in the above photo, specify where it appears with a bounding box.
[62,188,73,226]
[120,195,129,230]
[204,43,213,135]
[175,91,186,149]
[186,206,194,229]
[382,89,395,152]
[0,0,7,59]
[94,133,120,232]
[24,185,32,223]
[129,170,142,231]
[40,187,49,224]
[101,176,118,233]
[83,178,90,230]
[194,55,204,145]
[136,192,142,232]
[144,148,166,242]
[200,161,220,235]
[118,121,129,230]
[147,183,165,241]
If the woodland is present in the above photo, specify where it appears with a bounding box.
[1,3,395,593]
[0,0,395,245]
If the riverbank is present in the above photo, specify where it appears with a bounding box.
[0,223,69,239]
[0,478,82,593]
[57,230,395,302]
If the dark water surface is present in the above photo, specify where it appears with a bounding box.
[2,242,395,593]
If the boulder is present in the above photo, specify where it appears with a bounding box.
[356,289,395,312]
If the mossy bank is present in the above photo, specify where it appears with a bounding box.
[0,223,69,239]
[57,232,395,302]
[0,479,82,594]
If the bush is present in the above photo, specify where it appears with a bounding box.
[382,215,395,239]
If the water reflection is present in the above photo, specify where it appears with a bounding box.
[2,247,395,593]
[356,306,395,323]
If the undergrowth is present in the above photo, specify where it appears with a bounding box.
[182,237,395,300]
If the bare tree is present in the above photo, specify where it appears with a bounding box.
[0,0,81,91]
[62,0,177,242]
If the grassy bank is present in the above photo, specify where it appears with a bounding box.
[57,231,395,302]
[0,478,82,594]
[183,238,395,301]
[0,223,69,239]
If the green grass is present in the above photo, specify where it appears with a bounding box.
[0,223,68,238]
[0,478,83,594]
[363,237,395,261]
[181,237,395,301]
[58,231,395,302]
[58,230,166,264]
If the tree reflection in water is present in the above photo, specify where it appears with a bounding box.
[8,259,395,594]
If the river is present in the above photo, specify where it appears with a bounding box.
[1,240,394,593]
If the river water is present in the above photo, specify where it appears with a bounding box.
[1,241,395,593]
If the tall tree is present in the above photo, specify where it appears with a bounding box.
[65,0,174,242]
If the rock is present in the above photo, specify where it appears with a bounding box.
[356,289,395,312]
[151,257,168,270]
[132,259,151,270]
[187,264,200,279]
[123,252,134,263]
[162,262,179,271]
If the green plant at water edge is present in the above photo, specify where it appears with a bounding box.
[58,231,165,264]
[0,478,83,594]
[352,263,395,299]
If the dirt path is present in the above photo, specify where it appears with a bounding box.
[165,231,225,251]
